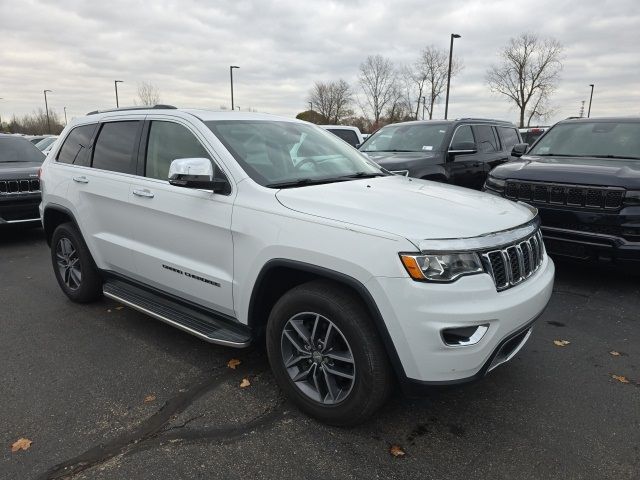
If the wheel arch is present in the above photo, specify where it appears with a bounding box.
[248,259,406,380]
[42,204,81,246]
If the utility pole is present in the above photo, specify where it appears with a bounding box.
[587,84,595,118]
[43,90,52,134]
[422,96,426,120]
[114,80,123,108]
[579,100,585,118]
[444,33,461,120]
[0,97,3,129]
[64,106,68,126]
[230,66,240,110]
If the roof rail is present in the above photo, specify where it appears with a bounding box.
[86,104,177,115]
[454,117,512,124]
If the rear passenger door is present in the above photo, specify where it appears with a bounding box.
[63,118,143,277]
[127,118,235,316]
[472,125,507,184]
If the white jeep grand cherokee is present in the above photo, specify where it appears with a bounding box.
[40,106,554,425]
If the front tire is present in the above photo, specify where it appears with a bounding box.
[51,223,102,303]
[266,280,393,426]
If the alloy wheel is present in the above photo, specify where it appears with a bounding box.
[55,237,82,290]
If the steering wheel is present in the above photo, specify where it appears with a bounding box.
[294,158,318,171]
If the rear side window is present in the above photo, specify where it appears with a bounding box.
[145,121,215,180]
[473,125,499,153]
[328,129,359,147]
[497,127,520,151]
[56,124,97,166]
[92,121,140,174]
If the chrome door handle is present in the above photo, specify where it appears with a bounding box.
[73,176,89,184]
[133,189,154,198]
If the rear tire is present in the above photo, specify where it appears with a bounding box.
[51,223,102,303]
[266,280,393,426]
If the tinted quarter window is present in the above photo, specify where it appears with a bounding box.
[498,127,520,151]
[450,125,475,148]
[474,125,499,152]
[328,129,359,147]
[146,121,218,180]
[92,121,140,174]
[56,124,97,166]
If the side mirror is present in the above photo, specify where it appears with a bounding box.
[511,143,529,158]
[449,142,477,154]
[168,158,230,194]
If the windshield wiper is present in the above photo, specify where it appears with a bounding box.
[591,154,640,160]
[339,172,386,179]
[265,177,348,189]
[362,149,414,153]
[534,153,584,157]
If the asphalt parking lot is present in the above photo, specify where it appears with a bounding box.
[1,227,638,480]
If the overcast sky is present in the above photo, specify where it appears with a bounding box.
[1,0,639,127]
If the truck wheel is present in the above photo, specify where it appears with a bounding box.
[266,279,393,426]
[51,223,102,303]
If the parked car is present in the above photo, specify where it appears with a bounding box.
[0,134,45,226]
[518,127,549,145]
[27,135,50,145]
[484,117,640,266]
[320,125,364,148]
[40,106,554,425]
[359,118,524,190]
[35,135,58,152]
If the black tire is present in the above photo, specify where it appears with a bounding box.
[266,279,393,426]
[51,222,103,303]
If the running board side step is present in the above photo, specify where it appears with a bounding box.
[103,280,251,348]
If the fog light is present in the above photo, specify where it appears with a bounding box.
[441,324,489,346]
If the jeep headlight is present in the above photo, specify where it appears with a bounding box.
[484,175,506,192]
[399,252,484,282]
[624,190,640,206]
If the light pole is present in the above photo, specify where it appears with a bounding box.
[0,97,3,130]
[587,84,595,118]
[444,33,461,120]
[309,101,313,111]
[114,80,123,108]
[64,106,68,126]
[422,96,426,120]
[43,89,52,134]
[230,66,239,110]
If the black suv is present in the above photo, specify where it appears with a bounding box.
[484,117,640,266]
[0,134,45,226]
[359,118,523,190]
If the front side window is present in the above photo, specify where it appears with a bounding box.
[146,121,219,180]
[528,122,640,160]
[92,121,140,174]
[205,120,382,187]
[56,124,97,166]
[450,125,475,148]
[473,125,499,153]
[498,127,520,151]
[361,123,447,153]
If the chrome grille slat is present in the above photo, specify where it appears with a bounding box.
[481,229,545,292]
[505,180,624,210]
[0,178,40,195]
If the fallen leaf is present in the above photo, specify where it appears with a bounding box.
[239,378,251,388]
[612,374,629,384]
[115,306,124,310]
[107,309,112,313]
[11,438,32,452]
[143,395,156,403]
[389,445,406,457]
[227,358,241,370]
[553,340,570,347]
[609,351,621,356]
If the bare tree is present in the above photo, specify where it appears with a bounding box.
[308,79,353,124]
[6,108,64,135]
[136,81,161,106]
[486,33,563,128]
[358,54,398,125]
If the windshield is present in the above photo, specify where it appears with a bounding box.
[360,123,448,152]
[528,122,640,159]
[205,120,383,187]
[35,136,57,150]
[0,137,46,163]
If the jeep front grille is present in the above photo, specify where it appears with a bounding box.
[505,180,624,210]
[0,179,40,194]
[481,230,545,291]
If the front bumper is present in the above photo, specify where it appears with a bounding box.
[366,255,554,388]
[0,192,41,224]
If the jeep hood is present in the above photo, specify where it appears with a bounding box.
[491,155,640,189]
[275,175,535,246]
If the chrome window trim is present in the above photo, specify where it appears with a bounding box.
[418,214,539,253]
